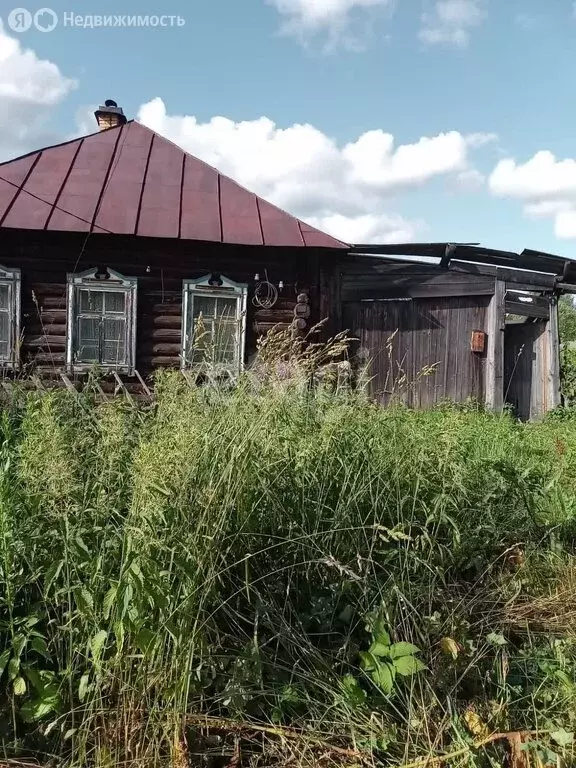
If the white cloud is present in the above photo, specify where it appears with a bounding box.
[138,97,487,243]
[420,0,485,47]
[267,0,394,48]
[488,150,576,240]
[453,168,485,191]
[306,212,424,243]
[0,20,76,160]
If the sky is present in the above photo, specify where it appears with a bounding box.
[1,0,576,253]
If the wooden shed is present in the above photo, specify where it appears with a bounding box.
[0,100,574,418]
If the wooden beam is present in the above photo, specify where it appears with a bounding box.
[449,260,557,289]
[505,300,549,319]
[547,298,561,411]
[486,280,505,412]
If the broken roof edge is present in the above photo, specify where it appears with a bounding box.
[348,241,576,279]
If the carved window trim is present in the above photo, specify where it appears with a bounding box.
[181,274,248,372]
[0,265,21,369]
[66,267,137,373]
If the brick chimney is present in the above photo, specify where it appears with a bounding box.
[94,99,127,131]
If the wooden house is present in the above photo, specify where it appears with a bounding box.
[0,99,574,418]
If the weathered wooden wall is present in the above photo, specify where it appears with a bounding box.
[326,257,494,406]
[343,295,490,407]
[0,230,324,379]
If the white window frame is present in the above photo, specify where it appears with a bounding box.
[0,265,21,369]
[66,267,137,373]
[181,274,248,372]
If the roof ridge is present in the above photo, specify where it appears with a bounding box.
[0,121,133,168]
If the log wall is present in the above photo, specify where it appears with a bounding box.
[0,230,326,378]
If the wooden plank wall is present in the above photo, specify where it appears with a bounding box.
[0,232,322,380]
[343,295,490,407]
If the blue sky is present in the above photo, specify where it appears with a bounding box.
[2,0,576,254]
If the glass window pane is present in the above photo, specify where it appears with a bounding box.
[76,317,100,362]
[80,290,104,313]
[187,290,242,367]
[102,318,126,364]
[0,285,10,311]
[104,291,125,313]
[213,319,237,364]
[0,341,8,358]
[193,295,217,319]
[215,297,238,319]
[0,311,10,344]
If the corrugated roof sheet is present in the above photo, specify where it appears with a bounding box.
[0,121,348,249]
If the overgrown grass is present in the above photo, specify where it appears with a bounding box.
[2,370,576,768]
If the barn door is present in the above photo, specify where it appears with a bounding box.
[502,292,560,420]
[504,320,549,420]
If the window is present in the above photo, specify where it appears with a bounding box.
[182,274,248,370]
[67,267,137,372]
[0,265,21,368]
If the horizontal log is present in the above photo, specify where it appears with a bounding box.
[26,354,66,365]
[143,328,182,341]
[30,283,68,296]
[144,303,182,315]
[33,311,67,325]
[253,322,291,334]
[138,343,182,356]
[139,356,180,368]
[24,324,67,337]
[151,315,182,329]
[24,336,67,350]
[253,309,295,323]
[31,297,66,310]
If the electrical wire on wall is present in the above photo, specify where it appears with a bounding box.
[252,270,279,309]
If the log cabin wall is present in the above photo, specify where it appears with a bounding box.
[0,230,329,380]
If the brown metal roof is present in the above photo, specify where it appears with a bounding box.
[0,121,348,249]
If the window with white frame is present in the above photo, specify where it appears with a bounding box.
[182,274,248,370]
[0,265,21,368]
[67,267,137,371]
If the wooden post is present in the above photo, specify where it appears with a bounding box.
[485,279,505,412]
[546,296,561,411]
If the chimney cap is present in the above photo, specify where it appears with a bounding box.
[94,99,127,130]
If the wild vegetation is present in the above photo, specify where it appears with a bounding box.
[1,329,576,768]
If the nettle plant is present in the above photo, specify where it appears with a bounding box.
[358,617,426,696]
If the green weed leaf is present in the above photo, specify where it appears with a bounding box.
[371,661,395,694]
[369,641,391,657]
[393,655,427,677]
[551,729,574,747]
[486,632,507,646]
[8,656,19,681]
[103,585,117,619]
[90,630,108,664]
[0,648,11,678]
[340,674,366,708]
[389,642,421,659]
[78,673,90,703]
[13,676,27,695]
[20,693,60,722]
[359,651,378,672]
